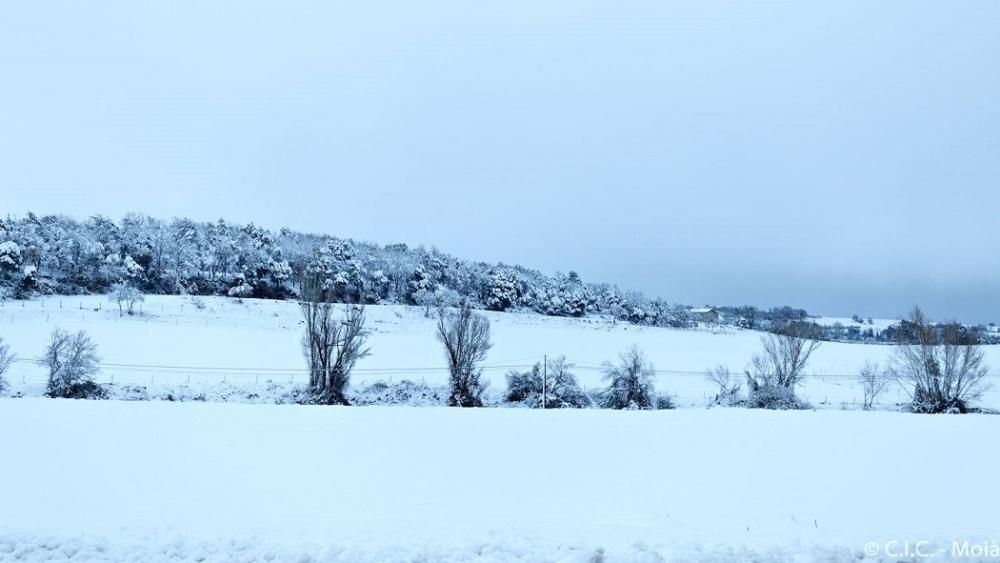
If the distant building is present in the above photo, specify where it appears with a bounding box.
[689,307,720,323]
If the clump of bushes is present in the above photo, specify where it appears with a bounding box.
[504,356,589,408]
[352,380,446,406]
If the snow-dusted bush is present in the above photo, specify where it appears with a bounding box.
[351,380,447,406]
[227,274,254,300]
[437,301,492,407]
[504,356,588,408]
[743,329,819,409]
[655,393,676,410]
[890,307,989,414]
[858,362,889,410]
[705,365,741,406]
[109,281,144,316]
[744,384,809,410]
[44,329,106,399]
[0,337,13,394]
[601,346,656,409]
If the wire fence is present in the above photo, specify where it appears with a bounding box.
[11,355,1000,386]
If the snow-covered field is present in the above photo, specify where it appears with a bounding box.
[2,295,1000,409]
[2,296,1000,561]
[2,399,999,562]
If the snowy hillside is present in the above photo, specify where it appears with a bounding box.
[2,295,1000,409]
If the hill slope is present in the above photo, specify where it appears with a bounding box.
[3,295,999,408]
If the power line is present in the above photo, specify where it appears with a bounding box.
[12,355,1000,380]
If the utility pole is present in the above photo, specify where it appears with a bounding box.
[542,354,547,409]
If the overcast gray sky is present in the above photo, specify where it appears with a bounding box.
[2,1,998,322]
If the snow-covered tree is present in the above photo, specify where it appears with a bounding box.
[890,307,989,413]
[483,268,522,312]
[437,301,492,407]
[109,281,145,316]
[0,337,13,395]
[0,241,22,278]
[44,329,105,399]
[300,275,371,405]
[602,346,656,409]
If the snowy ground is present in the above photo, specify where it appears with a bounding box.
[1,295,999,409]
[2,399,999,562]
[2,296,1000,561]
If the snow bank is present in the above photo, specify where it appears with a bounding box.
[1,400,998,561]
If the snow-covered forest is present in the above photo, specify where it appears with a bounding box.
[6,212,995,344]
[0,212,696,323]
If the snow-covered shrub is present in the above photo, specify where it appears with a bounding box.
[743,329,820,409]
[505,356,588,408]
[227,274,254,300]
[890,307,989,414]
[437,301,491,407]
[44,329,106,399]
[0,337,13,395]
[108,281,144,316]
[733,316,752,330]
[505,367,542,404]
[16,265,38,298]
[705,365,742,406]
[351,380,447,406]
[655,393,676,410]
[601,346,656,409]
[743,383,810,410]
[858,362,888,410]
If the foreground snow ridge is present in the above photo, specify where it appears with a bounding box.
[0,532,896,562]
[2,400,998,562]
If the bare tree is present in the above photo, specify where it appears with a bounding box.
[45,329,105,399]
[890,307,989,413]
[109,281,144,316]
[602,345,656,409]
[437,301,492,407]
[300,276,371,405]
[744,326,820,408]
[705,364,741,406]
[857,362,889,410]
[0,337,14,394]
